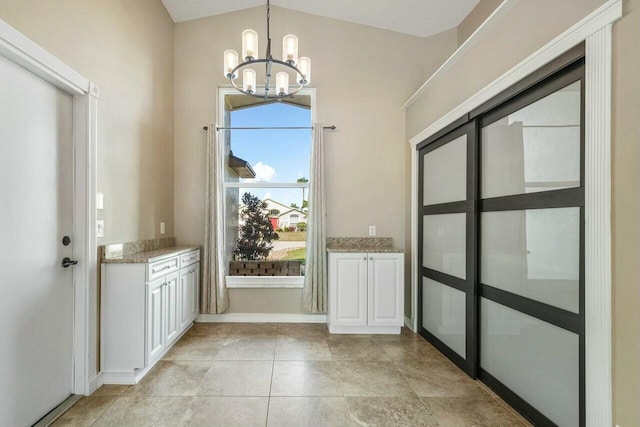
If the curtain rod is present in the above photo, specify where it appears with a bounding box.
[202,125,336,131]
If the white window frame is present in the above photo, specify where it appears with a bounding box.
[217,87,316,289]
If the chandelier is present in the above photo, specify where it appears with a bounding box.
[223,0,311,100]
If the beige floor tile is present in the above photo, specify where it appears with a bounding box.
[162,335,224,361]
[125,360,211,396]
[215,336,276,360]
[180,397,268,427]
[267,397,354,427]
[228,322,278,337]
[186,322,233,338]
[51,396,117,427]
[395,358,485,398]
[92,396,191,427]
[277,323,329,338]
[379,339,444,363]
[275,337,332,360]
[271,361,343,396]
[328,338,391,361]
[197,360,273,396]
[346,396,439,427]
[90,384,130,397]
[336,361,416,397]
[421,396,527,427]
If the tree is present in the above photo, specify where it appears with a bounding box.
[235,193,279,260]
[290,203,300,209]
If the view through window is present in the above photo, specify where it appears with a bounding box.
[223,94,312,278]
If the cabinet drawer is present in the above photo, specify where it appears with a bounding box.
[180,250,200,268]
[148,256,179,281]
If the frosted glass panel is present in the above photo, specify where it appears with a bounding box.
[423,213,466,279]
[481,298,579,427]
[481,208,580,313]
[422,278,466,358]
[423,135,467,205]
[482,81,581,199]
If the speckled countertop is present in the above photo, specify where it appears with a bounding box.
[100,237,199,264]
[326,237,404,253]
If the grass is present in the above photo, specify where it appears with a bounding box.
[277,231,306,242]
[282,248,306,262]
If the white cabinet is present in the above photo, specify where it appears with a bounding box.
[101,248,200,384]
[328,252,404,334]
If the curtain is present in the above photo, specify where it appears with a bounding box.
[303,124,327,313]
[201,125,229,314]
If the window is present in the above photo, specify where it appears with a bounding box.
[221,89,313,287]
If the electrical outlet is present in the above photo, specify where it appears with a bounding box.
[96,220,104,238]
[160,222,166,235]
[368,225,376,236]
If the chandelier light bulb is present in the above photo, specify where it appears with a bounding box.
[282,34,298,65]
[297,57,311,84]
[242,29,258,61]
[243,69,256,94]
[223,50,239,78]
[276,72,289,96]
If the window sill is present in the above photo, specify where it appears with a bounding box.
[225,276,304,289]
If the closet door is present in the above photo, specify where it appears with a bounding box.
[478,66,584,427]
[418,121,477,376]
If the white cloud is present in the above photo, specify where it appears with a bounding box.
[251,162,277,182]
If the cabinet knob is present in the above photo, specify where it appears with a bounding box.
[369,257,373,260]
[363,257,367,260]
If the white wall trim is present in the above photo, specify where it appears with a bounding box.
[401,0,513,110]
[408,0,623,146]
[88,373,104,395]
[198,313,327,323]
[407,2,620,425]
[0,19,97,396]
[584,24,613,427]
[404,315,415,331]
[226,276,304,288]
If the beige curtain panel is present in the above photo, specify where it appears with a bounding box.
[303,124,327,313]
[201,126,229,314]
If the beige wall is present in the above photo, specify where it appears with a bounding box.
[173,6,457,313]
[405,0,639,424]
[457,0,504,46]
[0,0,174,377]
[612,0,640,424]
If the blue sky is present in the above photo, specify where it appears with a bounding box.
[230,102,311,207]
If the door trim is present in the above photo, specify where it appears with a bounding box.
[407,2,620,425]
[0,19,98,395]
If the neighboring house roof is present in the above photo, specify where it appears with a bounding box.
[279,208,306,218]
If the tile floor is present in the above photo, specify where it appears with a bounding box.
[52,323,532,427]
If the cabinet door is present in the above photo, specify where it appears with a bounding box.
[329,253,368,326]
[147,278,165,365]
[179,269,191,332]
[191,263,200,321]
[165,272,180,344]
[368,253,404,326]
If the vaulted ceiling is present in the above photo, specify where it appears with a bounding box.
[160,0,480,38]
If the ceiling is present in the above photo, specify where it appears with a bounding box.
[161,0,481,38]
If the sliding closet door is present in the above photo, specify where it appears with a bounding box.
[478,64,584,426]
[418,122,477,376]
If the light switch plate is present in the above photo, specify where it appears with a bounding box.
[368,225,376,236]
[96,192,104,210]
[160,222,166,235]
[96,220,104,238]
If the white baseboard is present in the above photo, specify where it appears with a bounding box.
[101,367,152,385]
[88,373,104,395]
[197,313,327,323]
[328,325,401,334]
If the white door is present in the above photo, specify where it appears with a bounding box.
[368,253,404,326]
[0,55,74,426]
[329,253,368,326]
[147,278,165,364]
[165,272,180,344]
[179,269,191,331]
[191,264,200,321]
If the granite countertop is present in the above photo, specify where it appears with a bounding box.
[100,237,199,264]
[102,245,199,264]
[325,237,404,253]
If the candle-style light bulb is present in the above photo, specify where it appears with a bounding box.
[243,69,256,94]
[276,72,289,96]
[223,50,239,78]
[297,57,311,84]
[242,29,258,61]
[282,34,298,65]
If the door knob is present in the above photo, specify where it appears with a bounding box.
[62,257,79,268]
